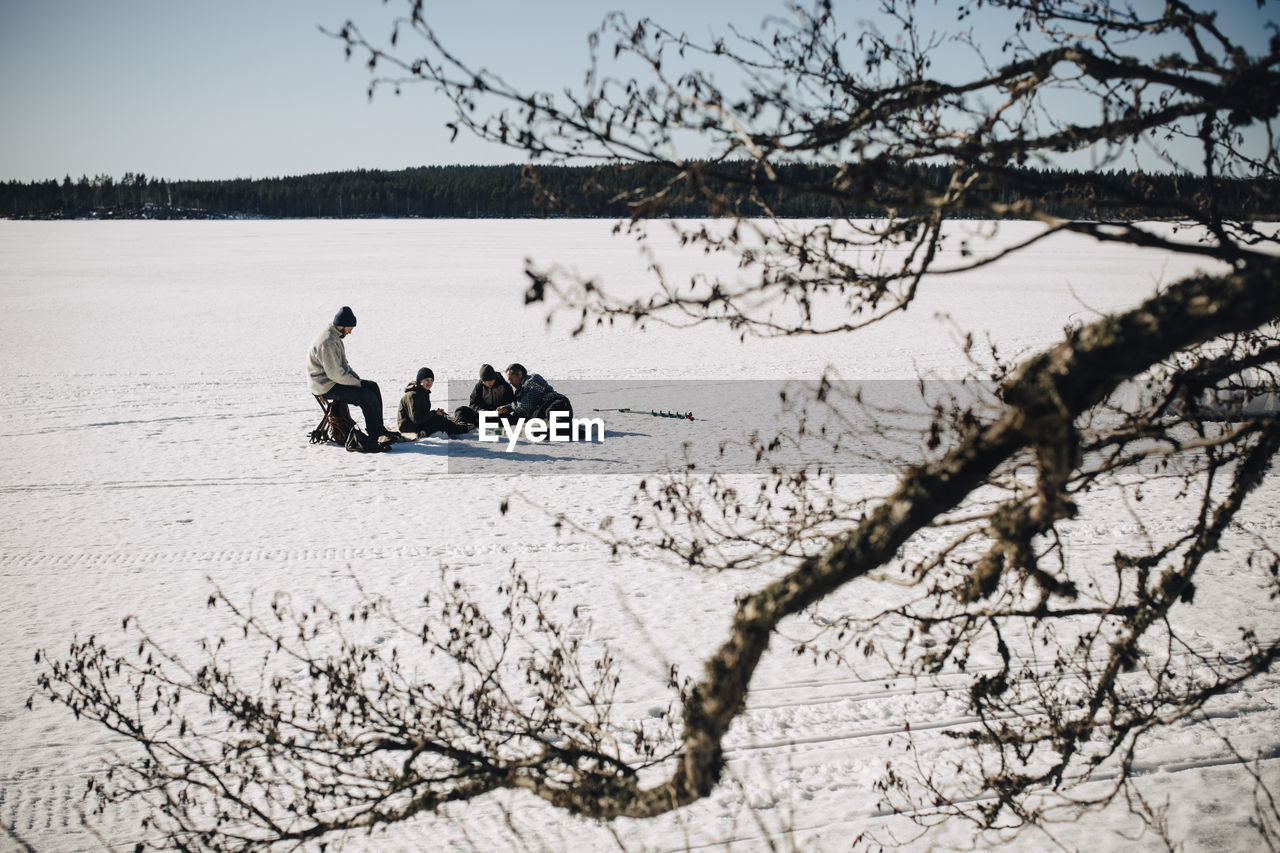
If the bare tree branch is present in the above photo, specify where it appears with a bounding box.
[34,1,1280,848]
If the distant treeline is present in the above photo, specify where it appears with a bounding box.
[2,162,1276,221]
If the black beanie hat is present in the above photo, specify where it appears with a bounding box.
[333,306,357,327]
[416,367,434,383]
[479,364,498,381]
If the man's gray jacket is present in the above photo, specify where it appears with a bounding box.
[307,324,361,395]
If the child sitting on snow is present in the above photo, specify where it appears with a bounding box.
[397,367,472,439]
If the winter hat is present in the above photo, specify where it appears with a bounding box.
[416,367,434,383]
[333,306,357,327]
[479,364,498,381]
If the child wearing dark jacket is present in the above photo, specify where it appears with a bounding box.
[397,368,471,437]
[453,363,516,427]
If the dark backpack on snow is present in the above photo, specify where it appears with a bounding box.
[345,426,390,453]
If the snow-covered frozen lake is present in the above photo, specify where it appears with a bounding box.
[1,219,1277,851]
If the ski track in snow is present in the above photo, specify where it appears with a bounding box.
[5,661,1276,853]
[2,220,1279,852]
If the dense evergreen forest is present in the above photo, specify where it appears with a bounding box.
[2,162,1276,221]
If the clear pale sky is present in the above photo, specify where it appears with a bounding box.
[1,1,1275,182]
[0,0,793,182]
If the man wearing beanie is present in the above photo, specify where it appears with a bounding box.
[307,306,392,440]
[452,362,515,428]
[397,367,471,438]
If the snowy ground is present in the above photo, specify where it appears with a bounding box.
[1,219,1277,852]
